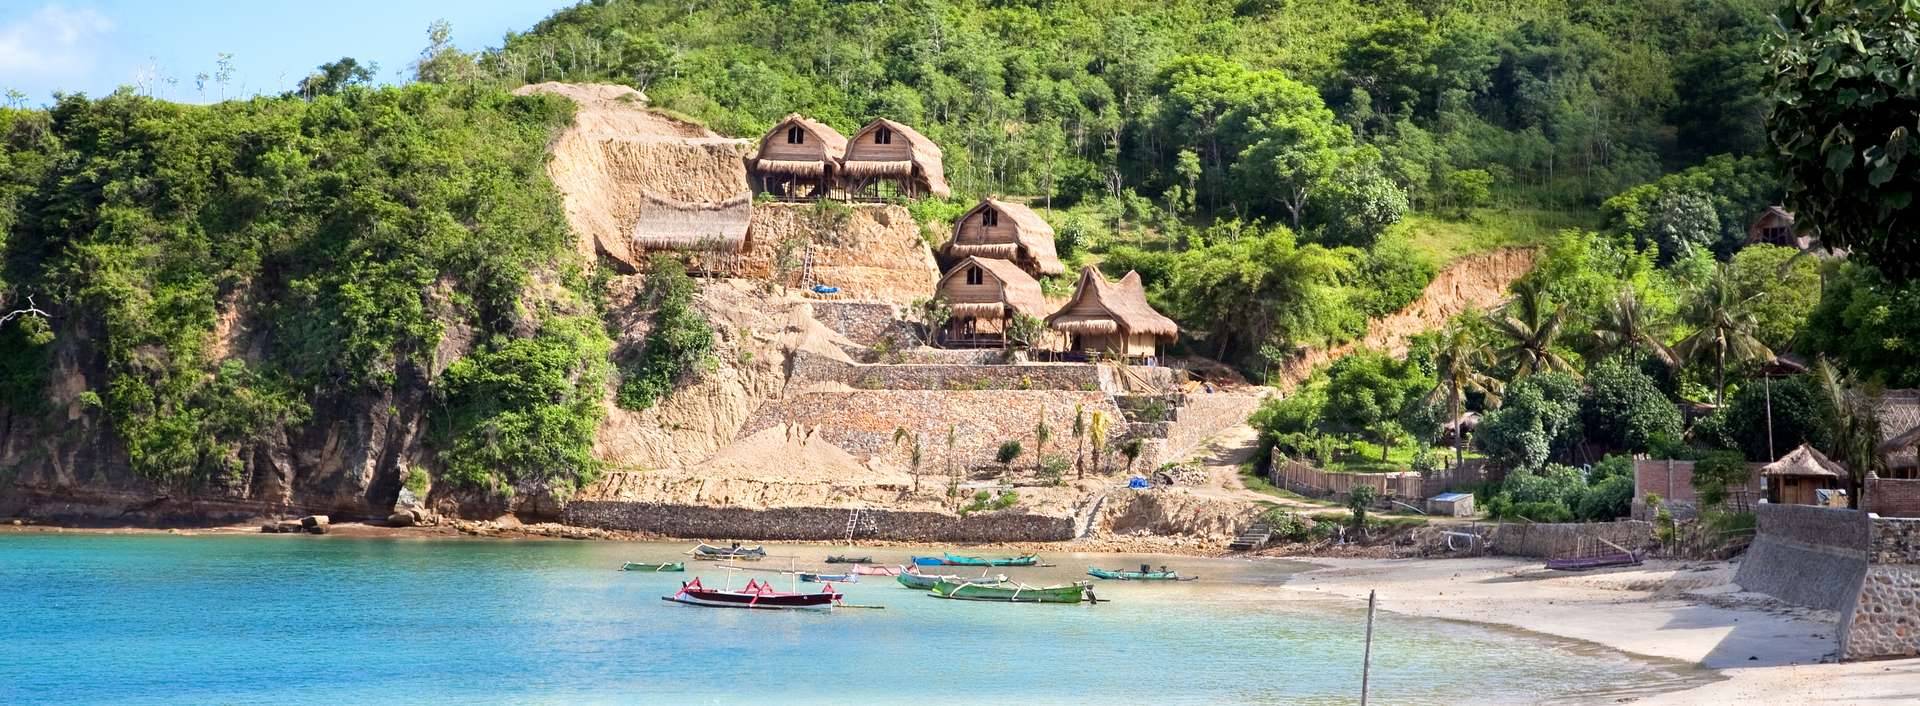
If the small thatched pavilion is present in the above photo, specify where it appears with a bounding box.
[841,118,950,200]
[1046,266,1178,359]
[945,198,1064,278]
[935,256,1051,347]
[749,114,847,200]
[630,192,753,253]
[1762,443,1846,506]
[1876,391,1920,479]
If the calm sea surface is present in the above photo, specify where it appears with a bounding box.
[0,534,1708,704]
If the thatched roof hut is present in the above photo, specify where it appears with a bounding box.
[630,191,753,252]
[1877,390,1920,475]
[1761,443,1845,506]
[937,257,1049,320]
[842,118,950,199]
[945,198,1064,277]
[749,114,847,199]
[1047,266,1178,357]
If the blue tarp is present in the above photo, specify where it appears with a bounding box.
[1128,476,1150,489]
[811,284,840,294]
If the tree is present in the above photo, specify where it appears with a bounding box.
[1705,374,1834,462]
[1589,288,1675,367]
[1032,414,1052,476]
[1307,167,1407,248]
[1727,244,1822,351]
[1488,280,1578,378]
[1005,313,1046,351]
[945,425,959,510]
[1347,484,1378,535]
[1423,320,1502,465]
[1690,450,1750,509]
[1088,410,1111,477]
[414,19,478,85]
[1477,372,1582,472]
[909,297,951,347]
[1811,357,1884,508]
[1803,263,1920,387]
[995,440,1023,484]
[296,57,375,98]
[1766,0,1920,279]
[1443,168,1492,217]
[1675,263,1773,406]
[1581,357,1683,455]
[1120,438,1144,474]
[1322,350,1428,454]
[893,427,923,495]
[1644,191,1719,264]
[1071,404,1087,479]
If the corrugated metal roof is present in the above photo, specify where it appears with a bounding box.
[1431,493,1473,502]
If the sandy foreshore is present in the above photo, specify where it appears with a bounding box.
[1281,556,1920,704]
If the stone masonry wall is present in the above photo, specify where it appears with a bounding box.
[1842,518,1920,660]
[1485,520,1654,558]
[740,389,1129,471]
[1735,503,1870,613]
[788,350,1175,394]
[807,301,915,348]
[565,501,1073,541]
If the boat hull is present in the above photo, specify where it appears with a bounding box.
[927,581,1089,603]
[916,553,1039,567]
[1087,568,1191,581]
[897,572,1006,589]
[622,562,686,572]
[663,592,838,610]
[824,556,871,564]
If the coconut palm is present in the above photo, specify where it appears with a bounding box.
[1674,263,1773,406]
[892,426,923,495]
[1810,356,1882,508]
[1486,280,1579,377]
[1088,410,1112,476]
[1590,287,1676,367]
[1423,320,1504,466]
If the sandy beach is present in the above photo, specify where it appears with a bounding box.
[1283,556,1920,704]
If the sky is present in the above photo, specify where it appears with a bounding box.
[0,0,573,105]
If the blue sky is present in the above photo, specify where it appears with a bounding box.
[0,1,573,105]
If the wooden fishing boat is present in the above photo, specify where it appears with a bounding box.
[663,577,840,610]
[895,570,1008,590]
[621,561,686,572]
[851,564,902,576]
[798,571,858,583]
[927,580,1094,604]
[1545,550,1645,571]
[688,542,766,560]
[824,555,872,564]
[913,553,1039,567]
[1087,566,1196,581]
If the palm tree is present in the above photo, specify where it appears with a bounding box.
[1674,263,1773,406]
[892,426,923,495]
[1590,287,1676,367]
[1088,410,1112,476]
[1487,280,1579,377]
[1033,414,1052,476]
[1423,320,1504,466]
[1811,356,1883,508]
[1071,404,1087,479]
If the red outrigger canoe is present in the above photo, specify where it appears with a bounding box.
[663,577,843,611]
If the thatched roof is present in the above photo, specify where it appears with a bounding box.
[1761,443,1846,478]
[755,113,846,161]
[937,256,1048,319]
[630,191,753,252]
[1046,266,1178,338]
[1877,390,1920,469]
[947,199,1063,276]
[845,118,951,198]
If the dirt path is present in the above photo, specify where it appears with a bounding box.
[1170,422,1321,509]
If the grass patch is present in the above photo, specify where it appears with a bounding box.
[1394,208,1600,266]
[1238,463,1340,506]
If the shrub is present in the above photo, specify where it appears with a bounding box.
[1581,357,1682,454]
[1690,449,1750,508]
[1039,455,1070,486]
[617,257,714,411]
[1575,474,1634,521]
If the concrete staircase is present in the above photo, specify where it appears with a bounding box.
[1228,521,1273,551]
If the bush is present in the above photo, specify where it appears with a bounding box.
[1477,373,1581,471]
[1582,357,1682,454]
[1690,449,1749,508]
[617,257,714,410]
[1575,475,1634,521]
[435,315,613,492]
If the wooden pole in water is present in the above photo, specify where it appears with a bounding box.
[1360,589,1376,706]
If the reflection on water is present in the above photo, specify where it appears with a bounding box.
[0,535,1710,705]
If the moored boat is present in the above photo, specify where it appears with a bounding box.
[895,570,1008,589]
[1545,550,1645,571]
[851,564,902,576]
[824,555,872,564]
[798,571,857,583]
[663,577,841,610]
[688,542,767,560]
[927,580,1094,603]
[913,553,1039,567]
[621,561,686,572]
[1087,565,1195,581]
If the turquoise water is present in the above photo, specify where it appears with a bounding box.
[0,534,1704,704]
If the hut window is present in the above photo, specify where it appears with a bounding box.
[786,126,805,144]
[983,209,999,227]
[966,266,983,285]
[875,127,893,145]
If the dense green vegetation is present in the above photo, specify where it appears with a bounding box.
[616,257,715,411]
[0,86,611,490]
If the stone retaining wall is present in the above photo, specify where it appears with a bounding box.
[1484,520,1654,558]
[789,350,1171,394]
[808,301,914,347]
[564,501,1073,541]
[1735,503,1869,612]
[740,389,1128,470]
[1843,517,1920,660]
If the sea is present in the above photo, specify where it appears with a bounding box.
[0,533,1711,704]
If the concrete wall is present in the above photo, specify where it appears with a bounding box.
[1486,520,1655,558]
[564,501,1073,542]
[1866,476,1920,518]
[1734,503,1870,612]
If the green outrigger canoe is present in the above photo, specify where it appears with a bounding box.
[1087,567,1197,581]
[927,580,1095,604]
[896,571,1007,590]
[621,561,686,572]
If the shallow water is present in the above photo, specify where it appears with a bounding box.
[0,534,1707,704]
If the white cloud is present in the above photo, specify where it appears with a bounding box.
[0,4,113,74]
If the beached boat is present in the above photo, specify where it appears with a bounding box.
[1087,566,1195,581]
[895,570,1008,590]
[798,571,857,583]
[851,564,902,576]
[663,577,841,611]
[912,553,1039,567]
[621,561,686,572]
[1545,550,1645,571]
[824,555,871,564]
[927,580,1093,604]
[688,542,767,560]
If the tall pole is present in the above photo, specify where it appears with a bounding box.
[1360,589,1376,706]
[1765,375,1776,461]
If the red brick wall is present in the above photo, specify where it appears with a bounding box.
[1634,458,1764,508]
[1867,477,1920,518]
